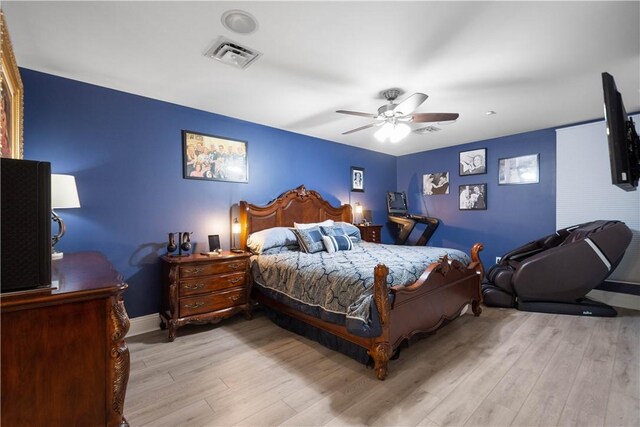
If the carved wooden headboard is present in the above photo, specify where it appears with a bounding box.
[238,185,353,250]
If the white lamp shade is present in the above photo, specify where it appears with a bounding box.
[232,221,241,234]
[355,204,363,214]
[374,122,394,142]
[51,174,81,209]
[390,123,411,143]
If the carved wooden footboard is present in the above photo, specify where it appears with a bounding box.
[239,185,484,380]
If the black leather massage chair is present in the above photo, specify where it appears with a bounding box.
[482,220,632,317]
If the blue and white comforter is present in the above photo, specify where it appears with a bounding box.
[251,242,470,336]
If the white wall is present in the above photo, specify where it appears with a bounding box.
[556,116,639,309]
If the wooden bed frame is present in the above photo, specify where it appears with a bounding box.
[238,185,484,380]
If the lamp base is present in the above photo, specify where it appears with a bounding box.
[52,250,64,260]
[230,248,244,253]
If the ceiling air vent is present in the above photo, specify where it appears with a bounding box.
[414,125,441,134]
[205,36,261,70]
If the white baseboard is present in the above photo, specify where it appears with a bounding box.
[127,313,161,337]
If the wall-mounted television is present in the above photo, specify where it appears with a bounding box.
[602,72,640,191]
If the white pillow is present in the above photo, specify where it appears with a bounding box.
[294,219,335,230]
[247,227,298,254]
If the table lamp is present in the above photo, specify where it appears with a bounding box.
[231,218,242,252]
[354,202,363,224]
[51,174,81,259]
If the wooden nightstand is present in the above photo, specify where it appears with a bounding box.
[356,224,383,243]
[160,251,252,341]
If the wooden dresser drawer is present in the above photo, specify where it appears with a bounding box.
[179,272,246,297]
[179,288,247,317]
[179,259,247,278]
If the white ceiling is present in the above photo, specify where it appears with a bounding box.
[3,1,639,156]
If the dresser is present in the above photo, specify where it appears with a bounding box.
[0,252,130,427]
[160,251,252,341]
[356,224,383,243]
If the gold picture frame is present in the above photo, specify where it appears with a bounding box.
[1,10,24,159]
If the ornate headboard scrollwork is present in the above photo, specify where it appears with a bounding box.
[238,185,353,250]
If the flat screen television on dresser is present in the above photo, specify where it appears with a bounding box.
[1,158,52,292]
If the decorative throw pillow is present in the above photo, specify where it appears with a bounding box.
[320,225,353,253]
[292,226,325,253]
[335,221,362,241]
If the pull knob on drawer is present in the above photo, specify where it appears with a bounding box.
[184,301,205,309]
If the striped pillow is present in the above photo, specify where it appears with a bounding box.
[320,226,353,253]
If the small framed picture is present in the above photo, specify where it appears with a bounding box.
[423,172,450,195]
[459,184,487,210]
[498,154,539,185]
[351,166,364,192]
[182,130,248,183]
[459,148,487,176]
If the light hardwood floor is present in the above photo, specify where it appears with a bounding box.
[125,306,639,426]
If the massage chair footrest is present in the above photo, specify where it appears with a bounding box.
[481,283,516,308]
[517,297,617,317]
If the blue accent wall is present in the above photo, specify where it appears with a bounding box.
[22,68,559,319]
[22,69,396,317]
[396,129,557,267]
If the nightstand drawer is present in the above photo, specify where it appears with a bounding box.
[356,224,383,243]
[179,287,247,317]
[179,272,246,297]
[179,259,248,278]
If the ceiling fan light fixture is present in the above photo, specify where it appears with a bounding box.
[390,123,411,143]
[374,122,394,142]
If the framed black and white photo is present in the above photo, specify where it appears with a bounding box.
[423,172,450,195]
[459,184,487,210]
[498,154,539,185]
[459,148,487,176]
[351,166,364,192]
[182,130,248,183]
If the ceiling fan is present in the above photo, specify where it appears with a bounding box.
[337,89,459,143]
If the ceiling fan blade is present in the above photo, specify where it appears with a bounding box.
[342,122,383,135]
[411,112,459,123]
[394,93,428,116]
[336,110,379,119]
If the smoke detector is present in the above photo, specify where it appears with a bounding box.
[414,125,441,134]
[205,36,261,70]
[221,10,258,35]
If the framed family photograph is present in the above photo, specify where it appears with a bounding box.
[459,184,487,210]
[1,12,24,159]
[459,148,486,176]
[182,130,248,183]
[498,154,539,185]
[423,172,450,195]
[351,166,364,192]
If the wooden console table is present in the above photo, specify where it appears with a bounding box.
[0,252,130,427]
